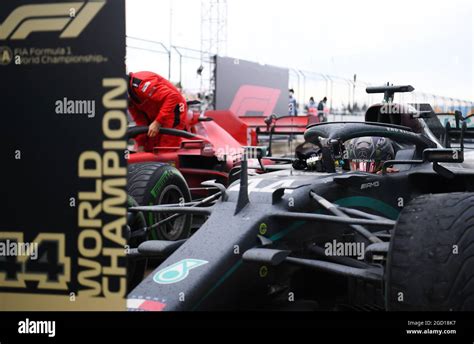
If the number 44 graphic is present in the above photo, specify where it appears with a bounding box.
[0,232,70,290]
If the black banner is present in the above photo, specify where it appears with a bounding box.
[0,311,474,340]
[215,56,289,116]
[0,0,127,310]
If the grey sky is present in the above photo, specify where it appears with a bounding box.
[126,0,473,101]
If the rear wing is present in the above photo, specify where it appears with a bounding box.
[242,114,311,156]
[205,110,311,148]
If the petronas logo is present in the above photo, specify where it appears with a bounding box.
[153,259,209,285]
[0,1,106,40]
[0,46,12,65]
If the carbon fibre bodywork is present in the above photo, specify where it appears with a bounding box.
[128,158,474,310]
[127,87,474,311]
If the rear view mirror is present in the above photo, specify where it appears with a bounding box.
[423,148,463,163]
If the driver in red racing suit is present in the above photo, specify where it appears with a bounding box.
[128,71,187,151]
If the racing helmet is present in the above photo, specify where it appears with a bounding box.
[345,136,394,173]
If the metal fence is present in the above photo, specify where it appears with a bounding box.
[126,37,214,96]
[126,37,474,116]
[288,69,474,117]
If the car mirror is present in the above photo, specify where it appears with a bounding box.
[423,148,463,163]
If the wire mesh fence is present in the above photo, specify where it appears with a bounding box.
[126,38,474,117]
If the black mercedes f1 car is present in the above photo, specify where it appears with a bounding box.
[126,85,474,311]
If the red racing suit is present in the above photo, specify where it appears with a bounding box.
[128,71,187,151]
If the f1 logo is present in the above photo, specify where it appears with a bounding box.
[0,1,106,40]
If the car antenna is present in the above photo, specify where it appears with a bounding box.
[235,153,250,215]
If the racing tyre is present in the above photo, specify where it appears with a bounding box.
[126,195,147,291]
[386,192,474,311]
[128,162,192,241]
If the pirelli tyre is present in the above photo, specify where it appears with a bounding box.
[126,195,147,291]
[386,192,474,311]
[128,162,192,241]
